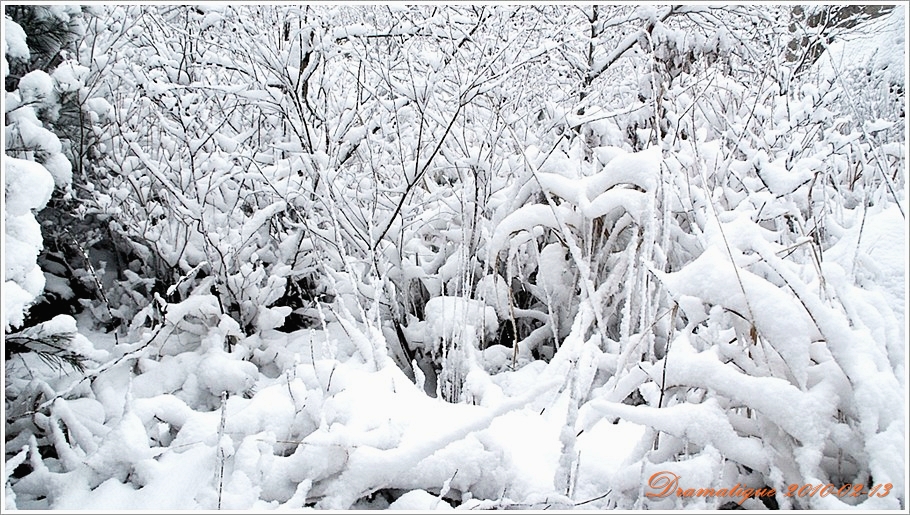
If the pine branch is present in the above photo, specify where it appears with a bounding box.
[5,332,86,372]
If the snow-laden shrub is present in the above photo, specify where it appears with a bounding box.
[3,158,56,329]
[67,6,321,335]
[3,10,79,330]
[5,5,904,511]
[554,10,905,507]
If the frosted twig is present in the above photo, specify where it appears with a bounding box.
[216,391,228,510]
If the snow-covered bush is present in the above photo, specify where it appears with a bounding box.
[564,7,906,509]
[3,158,56,329]
[3,8,82,330]
[4,5,904,511]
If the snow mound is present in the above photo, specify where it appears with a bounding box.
[388,489,454,510]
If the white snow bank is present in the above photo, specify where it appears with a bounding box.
[815,6,905,85]
[825,203,906,317]
[573,419,647,502]
[315,370,562,509]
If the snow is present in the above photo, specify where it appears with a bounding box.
[815,6,906,85]
[825,203,907,318]
[2,4,905,512]
[423,295,499,347]
[85,97,113,121]
[3,158,55,215]
[474,274,511,319]
[314,372,562,509]
[537,243,571,296]
[2,283,35,330]
[7,109,63,154]
[589,145,661,194]
[752,151,812,195]
[17,70,55,106]
[497,146,661,243]
[201,12,224,30]
[51,60,90,93]
[573,419,646,500]
[388,489,454,510]
[3,17,29,60]
[41,152,73,188]
[332,23,373,39]
[3,157,56,329]
[490,203,580,254]
[655,246,818,387]
[195,350,259,397]
[2,17,29,79]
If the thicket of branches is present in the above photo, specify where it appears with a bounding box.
[4,4,905,510]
